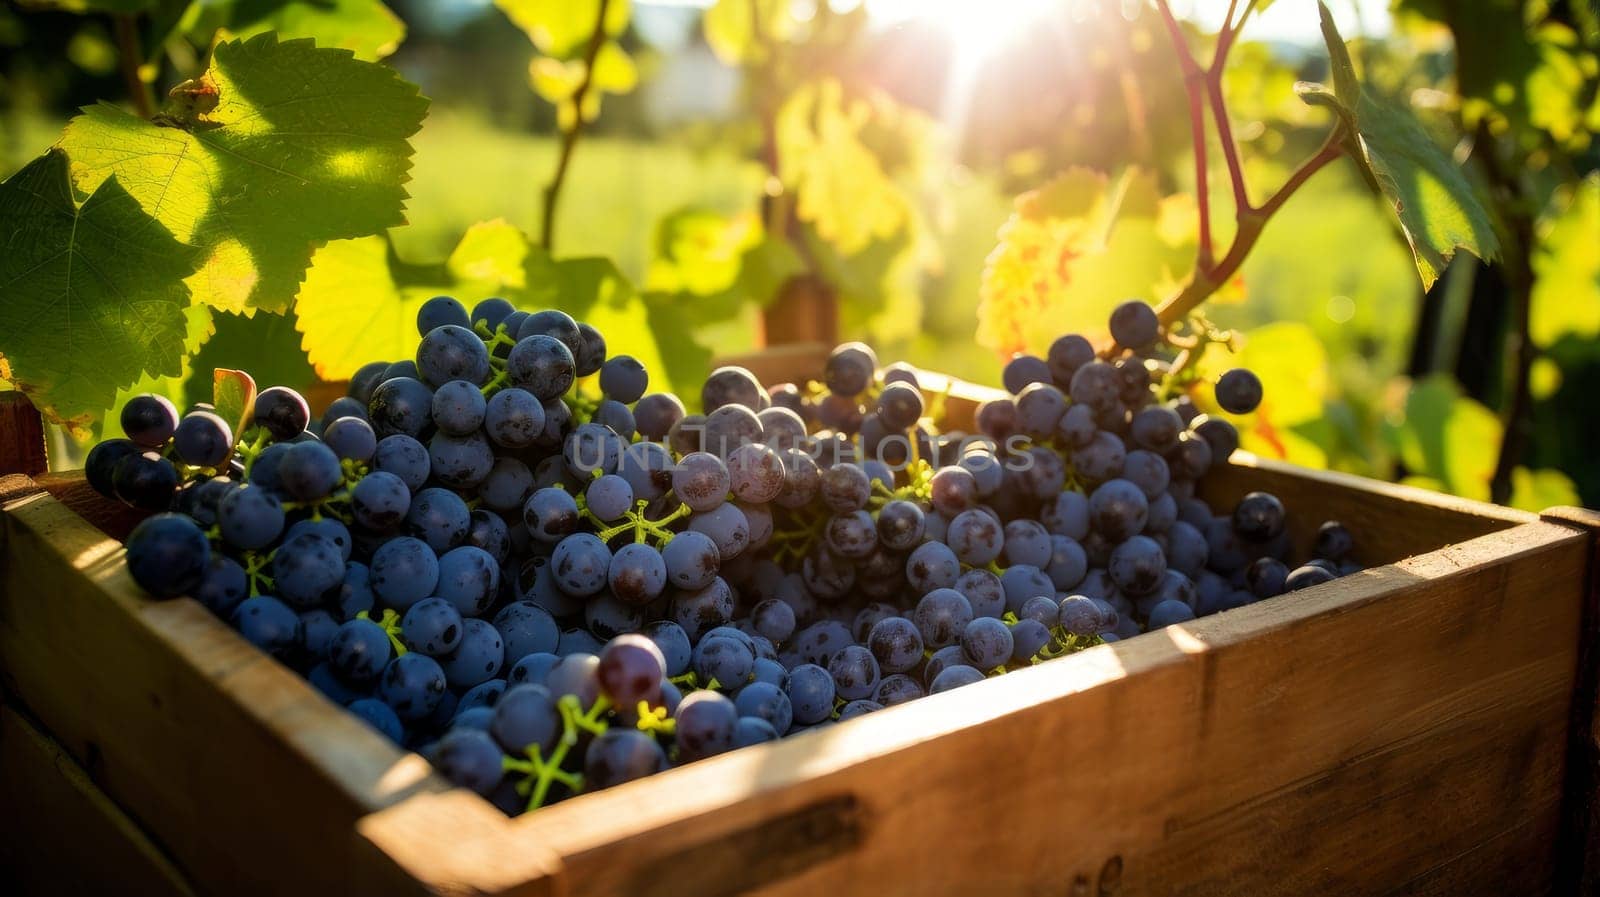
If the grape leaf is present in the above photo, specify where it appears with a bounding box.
[494,0,629,56]
[0,150,197,432]
[1297,2,1500,289]
[19,0,155,12]
[643,208,802,321]
[295,221,712,395]
[1530,174,1600,348]
[1390,375,1501,501]
[189,0,407,61]
[59,34,428,315]
[777,79,916,256]
[703,0,792,65]
[977,167,1197,357]
[184,308,319,412]
[530,40,636,129]
[212,368,257,438]
[1509,466,1582,513]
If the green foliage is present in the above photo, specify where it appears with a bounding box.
[0,151,197,432]
[703,0,791,65]
[497,0,635,130]
[59,34,427,314]
[185,308,317,413]
[295,221,709,397]
[1530,174,1600,347]
[183,0,407,61]
[1297,2,1501,289]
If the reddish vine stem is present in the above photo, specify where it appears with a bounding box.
[1150,0,1347,327]
[114,14,155,119]
[540,0,612,252]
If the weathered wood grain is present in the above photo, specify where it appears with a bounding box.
[0,391,48,477]
[0,478,454,896]
[1543,506,1600,897]
[507,521,1588,897]
[0,703,197,897]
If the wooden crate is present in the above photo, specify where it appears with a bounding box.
[2,366,1598,896]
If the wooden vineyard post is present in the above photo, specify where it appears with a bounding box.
[1543,505,1600,896]
[0,391,47,477]
[761,273,838,348]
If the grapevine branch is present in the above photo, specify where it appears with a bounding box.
[114,14,155,119]
[540,0,613,252]
[1150,0,1348,328]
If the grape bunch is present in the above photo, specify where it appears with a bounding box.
[91,296,1358,816]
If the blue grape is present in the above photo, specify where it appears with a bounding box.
[668,576,735,641]
[726,443,785,504]
[1215,368,1263,414]
[218,486,285,550]
[751,598,797,645]
[662,531,720,590]
[369,537,441,610]
[278,441,343,502]
[634,393,686,441]
[574,322,606,376]
[378,653,448,722]
[417,296,470,336]
[1000,565,1053,615]
[112,451,179,510]
[490,684,563,754]
[418,324,491,387]
[123,513,210,599]
[674,690,739,761]
[618,440,674,503]
[458,679,507,714]
[193,555,248,616]
[440,618,505,690]
[961,617,1013,669]
[349,697,404,742]
[466,509,512,564]
[694,634,755,687]
[372,433,429,491]
[702,366,767,412]
[584,594,643,640]
[1285,564,1336,591]
[323,416,377,462]
[434,727,505,795]
[1072,431,1127,484]
[702,404,763,458]
[596,634,667,706]
[523,487,579,544]
[545,653,602,707]
[507,334,574,400]
[516,309,583,356]
[734,681,792,734]
[494,601,560,664]
[585,728,666,789]
[1003,354,1052,394]
[173,411,233,467]
[231,596,302,660]
[1314,521,1353,561]
[1058,595,1105,635]
[641,620,692,677]
[591,399,635,440]
[824,343,876,396]
[550,533,611,598]
[432,380,487,436]
[368,377,434,439]
[120,394,179,447]
[672,451,730,513]
[402,597,464,656]
[1109,535,1166,597]
[946,509,1003,566]
[252,386,309,441]
[905,541,961,594]
[953,568,1006,619]
[690,503,750,561]
[733,716,780,747]
[436,545,500,617]
[1010,618,1052,663]
[471,297,515,332]
[929,664,985,693]
[921,645,967,687]
[599,355,649,404]
[86,438,141,497]
[1147,599,1197,628]
[866,616,923,674]
[1015,382,1067,438]
[608,542,668,606]
[585,473,634,522]
[406,487,472,553]
[1233,491,1286,542]
[506,652,561,686]
[350,470,411,531]
[271,532,346,608]
[429,432,494,490]
[299,609,340,658]
[912,588,974,648]
[328,618,393,686]
[484,387,546,449]
[349,362,392,405]
[1109,299,1160,349]
[1044,534,1088,591]
[1089,478,1149,542]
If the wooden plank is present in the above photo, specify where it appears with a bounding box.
[1543,505,1600,897]
[504,520,1588,897]
[0,481,466,896]
[0,703,197,897]
[0,390,48,477]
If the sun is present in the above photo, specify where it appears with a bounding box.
[884,0,1061,64]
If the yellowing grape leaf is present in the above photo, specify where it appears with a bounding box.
[59,34,428,315]
[187,0,407,61]
[777,79,915,256]
[530,41,636,128]
[495,0,629,56]
[1509,466,1581,512]
[1530,174,1600,347]
[0,150,198,432]
[977,167,1196,357]
[1298,2,1500,289]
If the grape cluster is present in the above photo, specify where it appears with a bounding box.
[92,296,1358,816]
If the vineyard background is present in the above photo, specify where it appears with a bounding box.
[0,0,1595,509]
